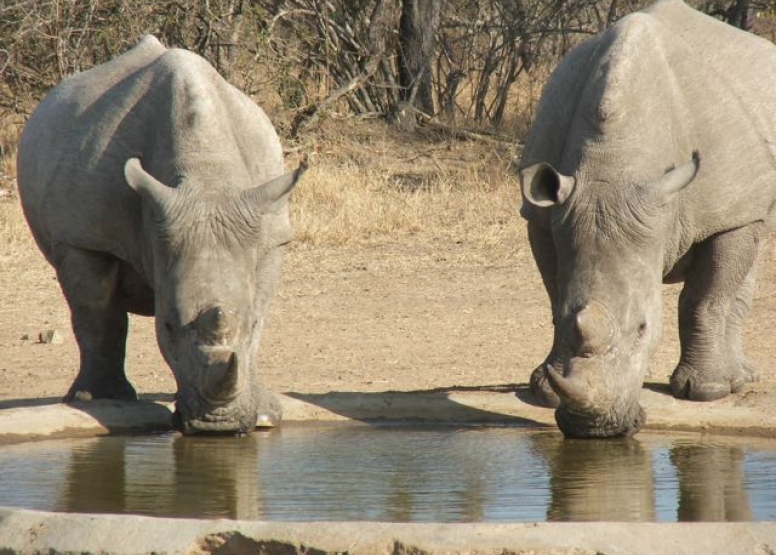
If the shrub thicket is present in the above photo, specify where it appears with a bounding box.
[1,0,773,137]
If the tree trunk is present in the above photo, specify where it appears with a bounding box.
[729,0,753,30]
[397,0,442,118]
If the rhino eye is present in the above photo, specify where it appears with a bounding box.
[637,322,647,338]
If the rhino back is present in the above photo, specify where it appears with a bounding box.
[522,0,776,235]
[17,36,283,275]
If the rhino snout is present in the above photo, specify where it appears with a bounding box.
[546,356,646,438]
[175,352,258,434]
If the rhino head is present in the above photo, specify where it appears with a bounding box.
[125,158,305,434]
[520,154,699,438]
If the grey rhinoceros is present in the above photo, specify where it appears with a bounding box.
[519,0,776,438]
[17,35,305,434]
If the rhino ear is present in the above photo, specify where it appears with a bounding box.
[651,151,700,204]
[124,158,175,214]
[242,159,308,214]
[520,162,576,208]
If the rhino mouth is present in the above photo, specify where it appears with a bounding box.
[554,402,646,439]
[174,374,283,435]
[175,379,257,435]
[175,401,257,435]
[544,362,647,438]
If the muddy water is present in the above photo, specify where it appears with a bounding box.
[0,424,775,523]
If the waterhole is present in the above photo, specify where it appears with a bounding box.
[1,424,774,522]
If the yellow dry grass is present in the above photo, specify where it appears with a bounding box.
[286,119,523,257]
[292,154,519,247]
[0,118,525,266]
[0,199,35,267]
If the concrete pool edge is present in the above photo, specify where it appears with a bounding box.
[1,388,776,555]
[1,384,776,444]
[1,507,775,555]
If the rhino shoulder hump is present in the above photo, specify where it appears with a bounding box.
[595,12,668,123]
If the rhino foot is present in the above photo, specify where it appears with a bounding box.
[670,362,752,401]
[529,364,561,408]
[64,377,138,403]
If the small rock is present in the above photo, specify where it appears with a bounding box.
[39,330,64,345]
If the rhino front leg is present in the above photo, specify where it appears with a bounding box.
[725,261,759,383]
[55,247,137,402]
[527,222,562,408]
[670,224,761,401]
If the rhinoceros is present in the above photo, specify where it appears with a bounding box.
[519,0,776,438]
[17,35,305,434]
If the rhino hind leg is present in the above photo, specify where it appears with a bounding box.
[670,224,761,401]
[56,247,137,402]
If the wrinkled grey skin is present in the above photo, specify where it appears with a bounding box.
[519,0,776,438]
[17,36,305,434]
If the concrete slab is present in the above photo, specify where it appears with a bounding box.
[1,382,775,444]
[1,507,776,555]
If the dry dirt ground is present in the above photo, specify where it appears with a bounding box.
[2,195,776,420]
[1,120,775,427]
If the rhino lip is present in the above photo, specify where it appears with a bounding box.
[183,417,251,434]
[555,402,646,438]
[177,402,254,434]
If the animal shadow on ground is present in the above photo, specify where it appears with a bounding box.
[286,385,550,428]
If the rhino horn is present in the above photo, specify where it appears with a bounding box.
[205,351,241,403]
[546,364,591,409]
[520,162,576,208]
[240,159,308,214]
[574,302,614,356]
[124,157,176,209]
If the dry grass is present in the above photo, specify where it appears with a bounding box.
[0,117,21,199]
[286,119,523,257]
[0,199,36,267]
[0,117,29,265]
[0,118,525,267]
[291,152,520,247]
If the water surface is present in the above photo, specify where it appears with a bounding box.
[1,424,774,522]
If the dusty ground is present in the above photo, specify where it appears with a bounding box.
[1,120,775,424]
[2,195,776,420]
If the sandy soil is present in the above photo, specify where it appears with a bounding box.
[2,201,776,424]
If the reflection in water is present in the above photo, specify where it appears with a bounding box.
[170,435,263,520]
[251,425,549,522]
[57,434,266,520]
[539,438,655,522]
[0,426,773,522]
[671,443,752,522]
[56,437,128,515]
